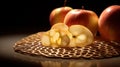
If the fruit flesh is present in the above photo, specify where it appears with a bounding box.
[69,25,94,47]
[41,23,94,47]
[41,23,71,47]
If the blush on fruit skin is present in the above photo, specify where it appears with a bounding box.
[64,9,98,36]
[49,6,72,26]
[98,5,120,41]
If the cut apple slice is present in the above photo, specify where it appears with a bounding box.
[51,23,69,36]
[41,32,51,46]
[49,29,60,44]
[41,30,60,47]
[49,29,60,47]
[68,25,94,47]
[49,29,70,47]
[58,34,70,47]
[51,23,68,31]
[50,23,71,47]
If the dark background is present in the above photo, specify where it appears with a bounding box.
[0,0,120,35]
[0,0,120,67]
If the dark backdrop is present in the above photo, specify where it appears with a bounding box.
[0,0,120,67]
[0,0,120,35]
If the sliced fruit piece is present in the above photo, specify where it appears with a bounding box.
[68,25,94,47]
[58,34,70,47]
[51,23,69,35]
[49,29,70,47]
[51,23,68,31]
[50,23,71,47]
[41,32,51,46]
[49,29,60,44]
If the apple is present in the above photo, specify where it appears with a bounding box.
[64,9,99,36]
[49,6,72,26]
[98,5,120,41]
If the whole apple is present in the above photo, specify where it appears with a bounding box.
[64,9,99,36]
[98,5,120,41]
[49,6,72,26]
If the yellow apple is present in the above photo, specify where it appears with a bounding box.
[49,6,72,26]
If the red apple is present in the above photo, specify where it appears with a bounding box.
[49,6,72,26]
[98,5,120,41]
[64,9,99,36]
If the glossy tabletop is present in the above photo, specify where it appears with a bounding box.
[0,34,120,67]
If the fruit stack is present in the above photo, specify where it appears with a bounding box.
[41,5,120,48]
[14,5,120,59]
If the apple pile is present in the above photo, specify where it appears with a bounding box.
[41,5,120,48]
[49,6,98,36]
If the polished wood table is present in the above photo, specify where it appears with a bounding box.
[0,34,120,67]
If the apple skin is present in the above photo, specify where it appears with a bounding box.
[64,9,99,36]
[98,5,120,41]
[49,6,72,26]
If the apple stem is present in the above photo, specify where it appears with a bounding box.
[82,5,84,9]
[64,0,67,6]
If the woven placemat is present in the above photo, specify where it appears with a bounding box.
[13,32,120,59]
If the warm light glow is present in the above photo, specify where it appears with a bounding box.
[56,8,62,12]
[70,10,81,14]
[106,8,111,12]
[78,34,87,41]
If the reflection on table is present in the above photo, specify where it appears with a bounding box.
[0,34,120,67]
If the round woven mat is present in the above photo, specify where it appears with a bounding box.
[13,32,120,59]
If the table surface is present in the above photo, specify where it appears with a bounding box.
[0,33,120,67]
